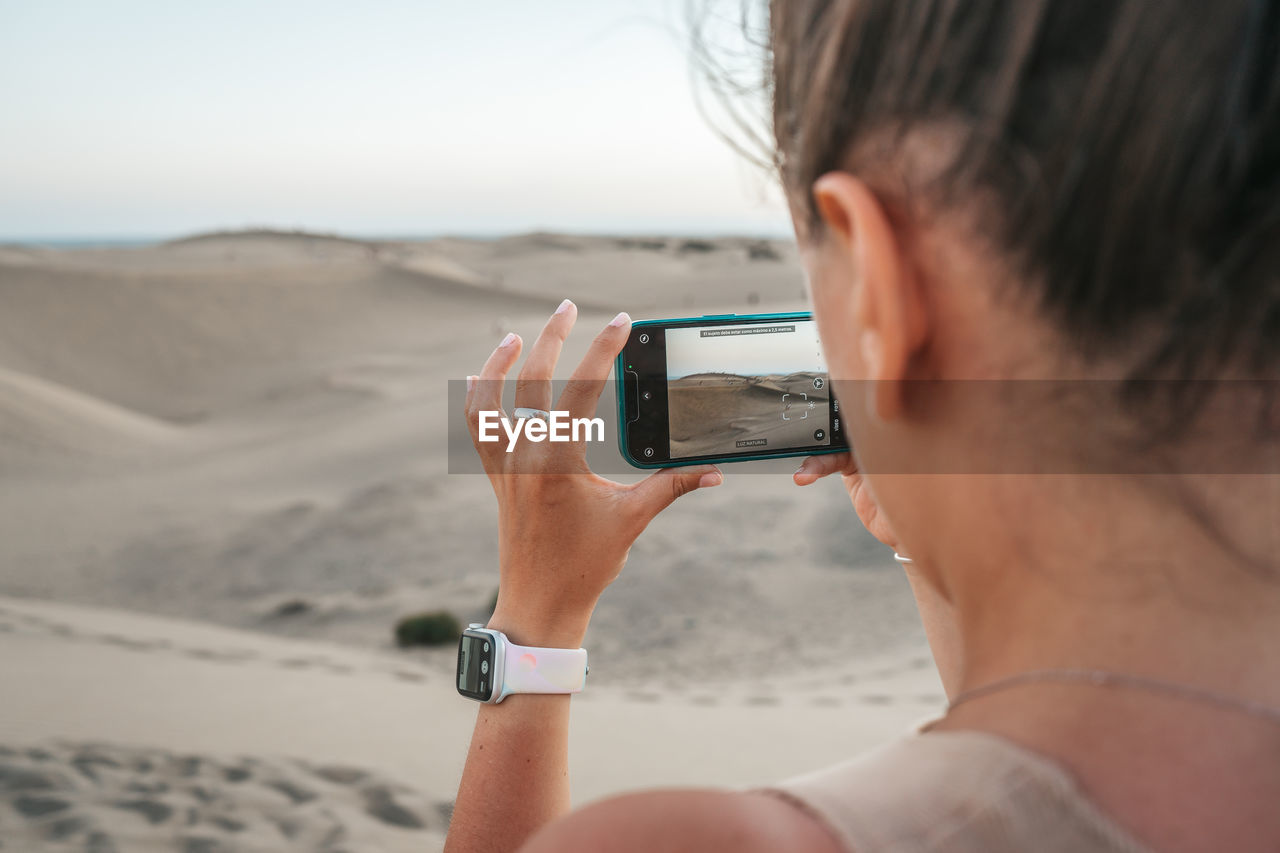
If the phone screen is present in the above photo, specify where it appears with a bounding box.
[617,314,847,467]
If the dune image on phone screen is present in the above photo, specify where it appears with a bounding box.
[665,320,831,459]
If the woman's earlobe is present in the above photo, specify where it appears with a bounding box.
[860,330,909,422]
[860,330,882,378]
[872,378,906,422]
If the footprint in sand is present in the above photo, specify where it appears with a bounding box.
[302,761,446,832]
[110,797,173,825]
[181,648,255,664]
[44,813,90,841]
[276,655,351,674]
[308,765,369,787]
[1,741,453,850]
[71,750,125,784]
[623,691,661,703]
[264,779,316,805]
[12,794,74,819]
[362,784,424,829]
[393,670,427,683]
[96,633,164,652]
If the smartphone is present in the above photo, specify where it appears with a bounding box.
[615,312,848,468]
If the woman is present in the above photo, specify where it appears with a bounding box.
[447,1,1279,850]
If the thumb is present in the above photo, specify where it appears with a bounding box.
[794,451,854,486]
[629,465,723,519]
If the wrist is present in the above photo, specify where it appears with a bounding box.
[486,604,593,649]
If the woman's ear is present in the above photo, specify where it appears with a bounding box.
[812,172,927,420]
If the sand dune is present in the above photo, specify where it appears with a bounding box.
[668,371,832,457]
[421,232,806,313]
[0,230,913,677]
[0,251,519,422]
[0,229,918,659]
[0,230,931,850]
[0,367,177,469]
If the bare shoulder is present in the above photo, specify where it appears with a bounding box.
[521,788,845,853]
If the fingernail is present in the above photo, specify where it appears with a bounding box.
[466,375,476,391]
[699,471,723,488]
[556,298,574,314]
[499,332,517,348]
[609,311,631,327]
[794,463,807,474]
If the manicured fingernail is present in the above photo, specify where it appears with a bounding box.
[609,311,631,327]
[466,375,476,391]
[499,332,517,348]
[556,298,574,314]
[699,471,723,488]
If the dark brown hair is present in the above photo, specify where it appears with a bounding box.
[706,1,1279,420]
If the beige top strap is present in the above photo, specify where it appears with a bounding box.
[758,731,1152,852]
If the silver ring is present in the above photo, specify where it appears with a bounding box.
[893,552,914,564]
[513,407,550,422]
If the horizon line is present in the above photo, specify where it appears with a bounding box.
[0,224,797,249]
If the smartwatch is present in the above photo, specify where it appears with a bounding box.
[456,623,589,704]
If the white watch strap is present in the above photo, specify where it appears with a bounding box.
[499,641,588,699]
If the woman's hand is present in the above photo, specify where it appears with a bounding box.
[794,452,899,550]
[463,300,721,648]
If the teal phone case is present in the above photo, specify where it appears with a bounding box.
[614,312,847,469]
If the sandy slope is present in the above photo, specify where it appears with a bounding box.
[0,230,937,849]
[0,595,942,852]
[0,231,922,681]
[0,367,178,471]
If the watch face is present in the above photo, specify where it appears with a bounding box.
[457,630,495,701]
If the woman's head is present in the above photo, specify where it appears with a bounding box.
[768,0,1278,401]
[694,1,1280,583]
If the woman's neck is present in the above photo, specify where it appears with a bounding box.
[928,472,1280,852]
[949,473,1279,686]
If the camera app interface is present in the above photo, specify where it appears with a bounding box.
[665,320,832,459]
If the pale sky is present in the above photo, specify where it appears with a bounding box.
[666,321,826,380]
[0,0,791,240]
